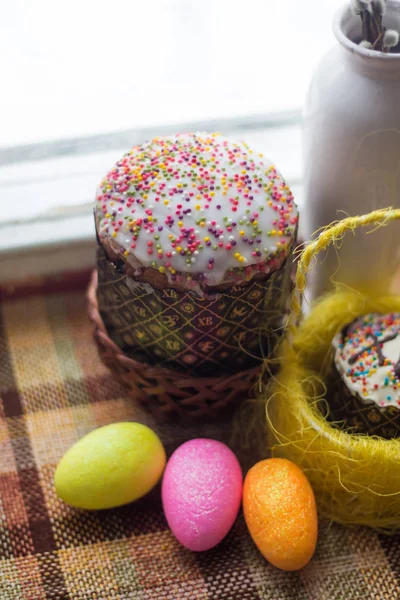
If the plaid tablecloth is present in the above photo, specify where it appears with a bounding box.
[1,274,400,600]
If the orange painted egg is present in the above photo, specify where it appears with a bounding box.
[243,458,318,571]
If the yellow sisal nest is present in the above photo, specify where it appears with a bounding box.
[266,208,400,531]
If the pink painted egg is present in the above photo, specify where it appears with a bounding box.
[162,439,243,551]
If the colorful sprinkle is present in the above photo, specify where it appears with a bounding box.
[95,133,298,291]
[335,313,400,408]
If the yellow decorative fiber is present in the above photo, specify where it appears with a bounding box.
[266,208,400,530]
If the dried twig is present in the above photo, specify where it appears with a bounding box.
[353,0,399,53]
[371,29,385,49]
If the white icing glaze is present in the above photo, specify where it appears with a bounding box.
[95,133,298,289]
[334,313,400,408]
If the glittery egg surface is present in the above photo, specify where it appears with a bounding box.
[54,422,166,510]
[243,458,318,571]
[162,438,243,551]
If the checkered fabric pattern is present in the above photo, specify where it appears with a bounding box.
[1,274,400,600]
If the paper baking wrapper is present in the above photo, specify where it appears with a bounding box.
[96,242,293,376]
[328,367,400,439]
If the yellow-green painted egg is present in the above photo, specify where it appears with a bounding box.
[54,422,166,510]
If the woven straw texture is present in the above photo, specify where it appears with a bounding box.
[1,273,400,600]
[88,271,262,420]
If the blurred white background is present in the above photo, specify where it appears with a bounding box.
[1,0,344,146]
[0,0,345,276]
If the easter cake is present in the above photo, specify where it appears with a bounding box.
[95,132,298,376]
[328,312,400,438]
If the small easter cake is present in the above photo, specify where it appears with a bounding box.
[95,132,298,376]
[329,313,400,438]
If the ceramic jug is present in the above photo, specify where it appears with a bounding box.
[304,0,400,298]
